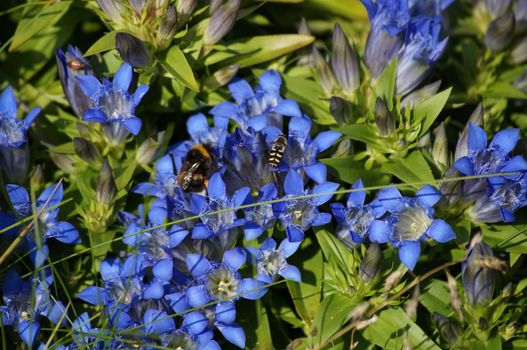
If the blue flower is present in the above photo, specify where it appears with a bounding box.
[274,169,340,243]
[330,179,384,247]
[362,0,410,78]
[210,70,303,133]
[0,270,66,347]
[133,154,178,199]
[56,45,94,118]
[409,0,454,16]
[0,86,40,148]
[188,173,249,239]
[462,240,496,306]
[246,237,302,283]
[77,63,149,142]
[243,182,278,240]
[6,183,80,267]
[266,115,341,184]
[396,16,447,95]
[369,185,456,270]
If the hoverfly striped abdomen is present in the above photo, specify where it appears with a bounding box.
[269,135,288,168]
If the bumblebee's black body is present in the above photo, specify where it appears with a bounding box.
[177,144,215,192]
[269,135,287,168]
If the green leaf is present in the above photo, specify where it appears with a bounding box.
[307,293,357,348]
[419,279,451,316]
[375,58,398,108]
[84,31,117,57]
[306,0,368,20]
[469,337,502,350]
[486,82,527,100]
[157,46,200,92]
[413,87,452,136]
[282,74,335,125]
[286,235,324,328]
[9,1,71,52]
[321,157,391,187]
[238,299,273,350]
[335,125,391,153]
[481,222,527,254]
[204,34,314,68]
[381,150,435,185]
[362,308,442,350]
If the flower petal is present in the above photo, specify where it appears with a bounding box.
[133,84,149,106]
[76,75,101,98]
[215,301,236,324]
[347,179,366,207]
[467,123,487,152]
[46,221,80,244]
[19,320,40,347]
[312,131,341,153]
[153,259,173,281]
[228,78,254,103]
[168,225,188,247]
[223,247,246,271]
[304,162,327,184]
[0,86,17,116]
[278,238,301,257]
[490,128,520,154]
[427,219,456,243]
[121,116,142,135]
[182,311,208,335]
[143,309,175,335]
[244,221,264,240]
[207,173,226,200]
[77,286,106,305]
[374,187,404,212]
[165,292,189,313]
[452,156,475,176]
[238,278,267,300]
[83,109,107,122]
[273,99,302,118]
[186,254,212,278]
[288,116,312,142]
[259,70,282,95]
[284,169,304,195]
[24,107,41,128]
[217,323,246,349]
[280,264,301,282]
[113,63,133,92]
[369,219,391,243]
[192,223,214,239]
[187,113,209,141]
[313,181,340,205]
[416,184,441,208]
[187,285,210,307]
[398,241,421,271]
[286,225,305,242]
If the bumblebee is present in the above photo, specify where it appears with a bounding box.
[67,59,86,71]
[268,135,288,168]
[177,144,215,192]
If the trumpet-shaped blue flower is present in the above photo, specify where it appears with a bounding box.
[0,86,40,148]
[6,183,80,267]
[188,173,249,239]
[330,179,384,246]
[133,154,178,199]
[242,182,278,240]
[246,237,302,283]
[369,185,456,270]
[266,116,341,184]
[396,16,447,95]
[362,0,410,78]
[210,70,303,133]
[274,169,339,243]
[77,63,149,142]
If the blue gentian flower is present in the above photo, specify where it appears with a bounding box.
[0,86,40,182]
[396,16,447,95]
[56,45,94,118]
[133,154,178,199]
[409,0,454,16]
[274,169,340,243]
[369,185,456,270]
[243,182,278,240]
[246,237,302,283]
[362,0,410,78]
[210,70,303,133]
[330,179,384,247]
[77,63,149,143]
[266,116,341,184]
[189,173,249,239]
[184,249,266,348]
[6,183,80,267]
[0,270,66,347]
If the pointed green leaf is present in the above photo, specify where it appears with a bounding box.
[413,87,452,136]
[157,46,200,92]
[84,31,117,56]
[321,156,391,186]
[381,150,435,185]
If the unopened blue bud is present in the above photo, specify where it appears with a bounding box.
[115,32,152,67]
[330,96,354,124]
[485,13,515,52]
[0,145,29,184]
[203,0,241,52]
[374,97,395,137]
[433,312,461,344]
[485,0,512,19]
[176,0,197,25]
[462,241,496,306]
[96,0,125,24]
[96,160,117,204]
[511,37,527,64]
[359,243,383,282]
[332,24,360,94]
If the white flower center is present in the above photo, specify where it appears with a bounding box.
[393,206,431,241]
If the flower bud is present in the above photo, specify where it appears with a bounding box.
[485,13,515,52]
[485,0,511,19]
[433,312,461,345]
[514,71,527,92]
[312,47,337,95]
[454,103,483,161]
[176,0,197,26]
[203,0,241,54]
[511,37,527,64]
[375,97,395,137]
[96,160,117,204]
[115,32,152,68]
[55,45,94,118]
[331,24,360,95]
[73,137,102,166]
[136,131,166,167]
[0,145,29,184]
[203,65,240,91]
[50,152,78,174]
[462,241,496,306]
[159,6,178,46]
[30,165,45,193]
[96,0,125,24]
[329,96,354,124]
[359,243,383,282]
[516,0,527,33]
[432,122,449,169]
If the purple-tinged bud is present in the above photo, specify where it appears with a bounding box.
[454,103,483,161]
[332,24,360,94]
[432,122,449,169]
[160,6,178,46]
[433,313,461,345]
[485,0,512,19]
[330,96,354,124]
[312,47,337,95]
[401,80,442,108]
[116,32,152,68]
[359,243,383,282]
[136,131,166,167]
[176,0,197,26]
[511,37,527,64]
[298,18,314,66]
[0,144,29,184]
[50,152,79,174]
[96,160,117,205]
[56,45,94,119]
[516,0,527,33]
[375,97,395,137]
[203,65,240,91]
[203,0,241,54]
[96,0,125,24]
[485,13,515,52]
[73,137,102,167]
[462,240,496,306]
[514,71,527,92]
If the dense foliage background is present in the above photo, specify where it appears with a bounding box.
[1,0,527,349]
